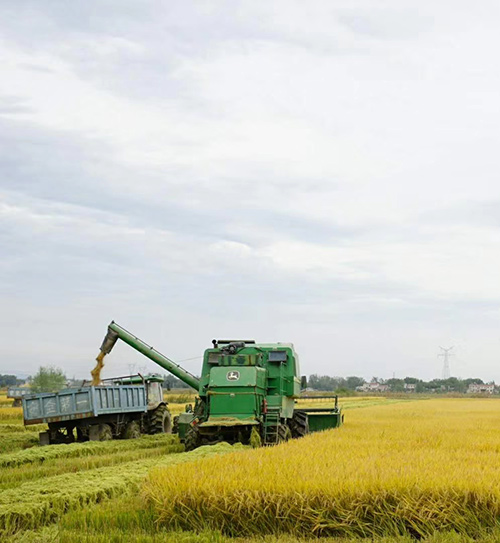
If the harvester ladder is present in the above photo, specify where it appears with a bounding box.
[263,409,280,445]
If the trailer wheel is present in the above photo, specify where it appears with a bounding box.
[289,410,309,439]
[123,421,141,439]
[184,424,201,451]
[149,405,172,434]
[90,424,113,441]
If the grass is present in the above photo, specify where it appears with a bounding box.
[143,399,500,539]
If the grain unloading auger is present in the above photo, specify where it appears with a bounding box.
[99,321,344,450]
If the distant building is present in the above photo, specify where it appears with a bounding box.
[467,383,495,394]
[404,383,416,392]
[357,381,390,393]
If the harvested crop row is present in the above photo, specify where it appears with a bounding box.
[0,433,181,468]
[0,433,39,454]
[0,442,242,535]
[143,399,500,539]
[0,442,183,490]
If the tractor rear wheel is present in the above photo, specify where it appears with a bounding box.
[149,405,172,434]
[289,410,309,439]
[184,425,201,451]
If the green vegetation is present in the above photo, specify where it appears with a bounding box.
[30,366,66,393]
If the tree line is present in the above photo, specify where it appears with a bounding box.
[307,374,490,393]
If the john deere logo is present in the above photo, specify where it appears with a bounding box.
[227,371,240,381]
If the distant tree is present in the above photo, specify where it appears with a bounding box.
[163,374,196,390]
[0,375,18,387]
[345,376,365,390]
[30,366,66,393]
[403,377,420,384]
[386,378,405,392]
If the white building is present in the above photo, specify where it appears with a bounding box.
[467,383,495,394]
[357,381,390,393]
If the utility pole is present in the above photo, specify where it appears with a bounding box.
[438,346,454,379]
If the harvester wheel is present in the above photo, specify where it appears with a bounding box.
[123,421,141,439]
[149,405,172,434]
[289,410,309,439]
[277,424,292,443]
[172,415,179,434]
[184,425,201,452]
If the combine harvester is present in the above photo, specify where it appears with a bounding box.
[23,321,343,448]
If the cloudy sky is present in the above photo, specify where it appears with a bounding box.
[1,1,500,382]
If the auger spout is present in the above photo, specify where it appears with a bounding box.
[98,321,200,391]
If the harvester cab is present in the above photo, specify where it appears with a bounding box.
[97,322,343,451]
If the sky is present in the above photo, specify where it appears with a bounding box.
[1,1,500,382]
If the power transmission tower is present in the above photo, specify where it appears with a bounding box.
[438,346,454,379]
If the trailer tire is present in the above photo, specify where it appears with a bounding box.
[149,405,172,434]
[185,425,201,452]
[123,421,141,439]
[289,410,309,439]
[99,424,113,441]
[90,423,113,441]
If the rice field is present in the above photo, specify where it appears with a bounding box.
[2,393,500,542]
[143,399,500,540]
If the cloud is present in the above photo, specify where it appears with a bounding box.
[1,1,500,381]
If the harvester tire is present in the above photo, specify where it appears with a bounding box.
[184,425,201,452]
[149,405,172,434]
[172,416,179,434]
[289,410,309,439]
[123,421,141,439]
[277,424,292,443]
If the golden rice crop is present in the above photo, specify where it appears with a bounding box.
[143,399,500,539]
[0,407,23,420]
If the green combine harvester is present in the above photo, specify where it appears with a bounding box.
[99,321,343,450]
